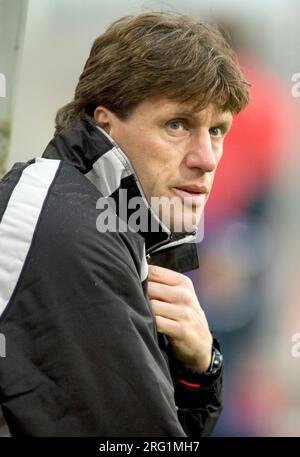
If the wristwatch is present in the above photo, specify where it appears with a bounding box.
[205,346,223,376]
[170,339,223,387]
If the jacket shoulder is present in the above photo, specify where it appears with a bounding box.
[0,158,145,320]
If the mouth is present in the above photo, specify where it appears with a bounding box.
[172,186,208,206]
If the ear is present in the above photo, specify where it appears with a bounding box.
[94,106,114,134]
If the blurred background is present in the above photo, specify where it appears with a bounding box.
[0,0,299,437]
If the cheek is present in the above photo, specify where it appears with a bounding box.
[140,156,174,199]
[215,143,224,162]
[113,126,175,190]
[154,160,176,185]
[141,145,172,180]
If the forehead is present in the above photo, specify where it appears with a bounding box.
[160,99,232,121]
[136,97,233,123]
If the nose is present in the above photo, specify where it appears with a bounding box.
[185,130,217,173]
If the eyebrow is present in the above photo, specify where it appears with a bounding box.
[169,110,196,116]
[169,111,233,128]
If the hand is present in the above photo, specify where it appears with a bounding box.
[147,265,213,374]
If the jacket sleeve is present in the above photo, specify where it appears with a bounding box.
[147,242,223,437]
[166,337,224,437]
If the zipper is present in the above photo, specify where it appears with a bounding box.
[146,229,197,261]
[146,231,181,260]
[145,233,173,261]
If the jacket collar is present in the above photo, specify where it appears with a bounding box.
[42,118,199,263]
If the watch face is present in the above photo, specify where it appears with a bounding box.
[210,349,223,374]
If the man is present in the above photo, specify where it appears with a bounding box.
[0,11,249,436]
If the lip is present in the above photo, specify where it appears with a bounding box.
[172,187,208,205]
[174,185,208,194]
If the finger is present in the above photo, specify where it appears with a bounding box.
[150,299,208,333]
[148,281,206,320]
[155,314,180,338]
[149,299,183,321]
[148,265,192,289]
[148,283,207,324]
[148,281,193,306]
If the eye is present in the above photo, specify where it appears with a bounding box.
[168,120,184,130]
[166,119,188,137]
[209,126,222,137]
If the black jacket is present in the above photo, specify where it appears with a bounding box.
[0,119,223,437]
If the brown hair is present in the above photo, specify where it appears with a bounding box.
[55,11,250,135]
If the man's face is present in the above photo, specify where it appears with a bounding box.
[95,97,232,233]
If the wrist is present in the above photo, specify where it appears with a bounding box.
[183,351,212,374]
[174,338,223,385]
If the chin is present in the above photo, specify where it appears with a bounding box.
[151,193,204,232]
[168,210,203,233]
